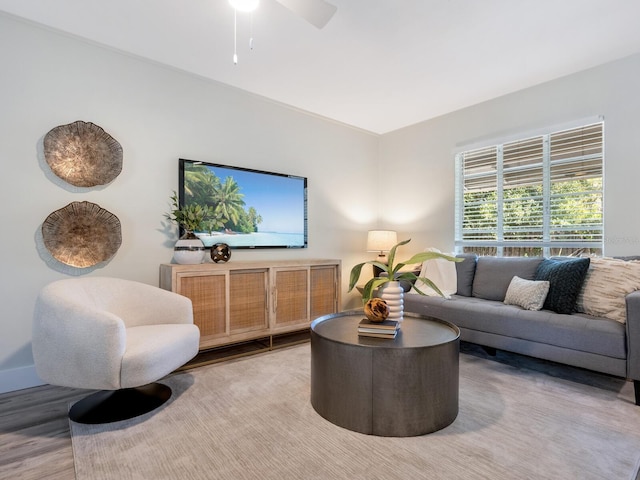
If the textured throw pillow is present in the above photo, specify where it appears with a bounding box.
[576,257,640,323]
[534,257,590,314]
[504,276,550,311]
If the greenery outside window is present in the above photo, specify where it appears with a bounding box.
[455,121,604,257]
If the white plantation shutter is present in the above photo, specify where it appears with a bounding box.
[455,122,603,256]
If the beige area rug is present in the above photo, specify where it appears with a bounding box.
[71,343,640,480]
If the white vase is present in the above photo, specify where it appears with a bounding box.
[379,281,404,321]
[173,233,206,265]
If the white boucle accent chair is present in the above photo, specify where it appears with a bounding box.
[33,276,200,424]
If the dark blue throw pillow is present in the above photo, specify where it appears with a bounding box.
[534,257,590,314]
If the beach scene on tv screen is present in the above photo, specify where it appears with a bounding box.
[184,163,306,248]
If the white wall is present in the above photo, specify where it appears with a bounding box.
[0,14,380,392]
[380,53,640,257]
[4,11,640,394]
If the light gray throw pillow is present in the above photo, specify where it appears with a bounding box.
[504,276,550,311]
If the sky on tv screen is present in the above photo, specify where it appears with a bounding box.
[203,165,305,234]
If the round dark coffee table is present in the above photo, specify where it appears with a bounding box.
[310,310,459,437]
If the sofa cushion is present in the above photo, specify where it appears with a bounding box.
[472,257,544,301]
[576,257,640,323]
[455,253,477,297]
[504,276,550,311]
[404,294,626,359]
[535,258,590,314]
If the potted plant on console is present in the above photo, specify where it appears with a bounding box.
[165,191,215,265]
[348,238,459,321]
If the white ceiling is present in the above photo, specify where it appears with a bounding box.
[2,0,640,134]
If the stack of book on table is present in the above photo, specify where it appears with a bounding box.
[358,318,400,339]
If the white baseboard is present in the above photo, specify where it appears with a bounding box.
[0,364,45,394]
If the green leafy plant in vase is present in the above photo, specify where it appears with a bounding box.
[165,191,215,239]
[165,191,215,264]
[348,238,461,321]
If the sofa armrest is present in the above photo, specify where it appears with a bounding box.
[625,290,640,380]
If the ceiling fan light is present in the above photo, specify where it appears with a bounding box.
[229,0,259,12]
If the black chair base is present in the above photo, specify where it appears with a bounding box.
[69,383,172,424]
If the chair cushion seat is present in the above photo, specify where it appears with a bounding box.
[121,324,200,389]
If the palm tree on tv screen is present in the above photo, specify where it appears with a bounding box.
[212,177,244,228]
[185,166,221,206]
[247,207,263,232]
[185,166,264,234]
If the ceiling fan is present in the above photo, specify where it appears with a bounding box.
[228,0,336,63]
[229,0,337,29]
[274,0,337,29]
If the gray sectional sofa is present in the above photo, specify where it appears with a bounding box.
[403,254,640,405]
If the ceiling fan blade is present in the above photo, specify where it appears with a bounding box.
[275,0,337,29]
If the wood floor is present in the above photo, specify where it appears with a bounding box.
[0,332,311,479]
[0,382,85,479]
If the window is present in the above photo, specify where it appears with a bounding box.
[455,121,603,257]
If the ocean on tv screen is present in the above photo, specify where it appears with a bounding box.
[197,231,305,248]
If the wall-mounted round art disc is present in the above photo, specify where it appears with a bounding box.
[42,201,122,268]
[43,120,123,187]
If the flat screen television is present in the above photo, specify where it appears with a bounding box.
[178,158,307,249]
